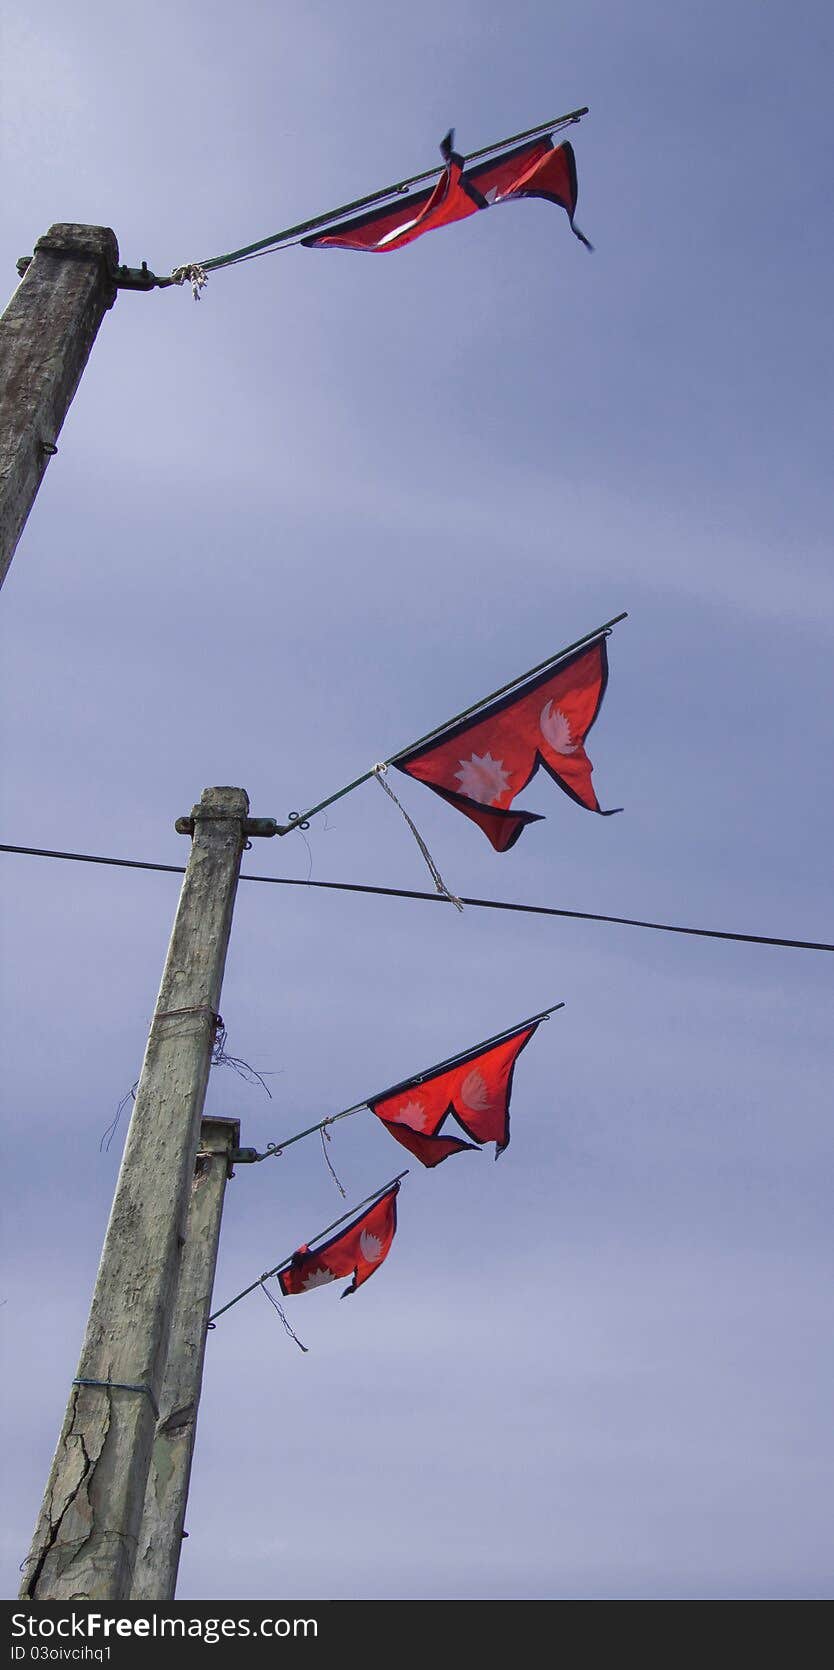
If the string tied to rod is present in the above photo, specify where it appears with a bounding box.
[259,1278,308,1352]
[170,263,208,300]
[373,765,464,911]
[319,1119,347,1197]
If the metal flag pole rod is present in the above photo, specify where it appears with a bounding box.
[351,1000,565,1105]
[207,1171,409,1323]
[245,1001,565,1164]
[387,615,627,758]
[243,1100,371,1161]
[279,612,627,835]
[182,108,589,278]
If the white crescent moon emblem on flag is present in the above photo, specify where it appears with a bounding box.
[460,1068,495,1113]
[359,1230,384,1264]
[540,700,579,755]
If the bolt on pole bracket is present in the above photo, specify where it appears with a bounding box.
[114,263,170,292]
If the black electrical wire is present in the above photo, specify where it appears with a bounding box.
[1,843,831,955]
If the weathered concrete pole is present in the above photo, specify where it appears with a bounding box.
[132,1115,241,1601]
[0,223,118,591]
[20,788,253,1600]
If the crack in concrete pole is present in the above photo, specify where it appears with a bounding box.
[20,789,250,1600]
[131,1116,240,1600]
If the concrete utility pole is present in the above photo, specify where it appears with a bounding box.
[131,1115,240,1601]
[0,223,118,591]
[20,787,276,1601]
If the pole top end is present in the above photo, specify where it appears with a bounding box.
[195,786,250,820]
[198,1115,242,1177]
[35,224,120,268]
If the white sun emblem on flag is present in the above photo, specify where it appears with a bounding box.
[539,700,579,755]
[396,1098,430,1131]
[301,1265,336,1290]
[460,1068,496,1113]
[454,751,513,805]
[359,1230,384,1264]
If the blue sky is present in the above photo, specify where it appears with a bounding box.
[1,0,832,1600]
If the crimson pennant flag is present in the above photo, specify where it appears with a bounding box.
[393,635,618,854]
[278,1182,400,1299]
[302,131,590,254]
[368,1022,539,1168]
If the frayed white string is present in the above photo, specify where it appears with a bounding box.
[320,1121,347,1198]
[373,765,464,911]
[170,263,208,300]
[260,1279,308,1352]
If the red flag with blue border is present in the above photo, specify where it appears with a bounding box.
[278,1183,400,1298]
[302,133,590,254]
[393,636,617,853]
[369,1023,538,1167]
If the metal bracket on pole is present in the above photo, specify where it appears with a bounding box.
[174,814,280,838]
[114,262,161,292]
[196,1116,242,1180]
[17,256,172,293]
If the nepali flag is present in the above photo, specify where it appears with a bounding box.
[302,131,590,254]
[369,1022,539,1168]
[393,635,618,854]
[278,1182,400,1299]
